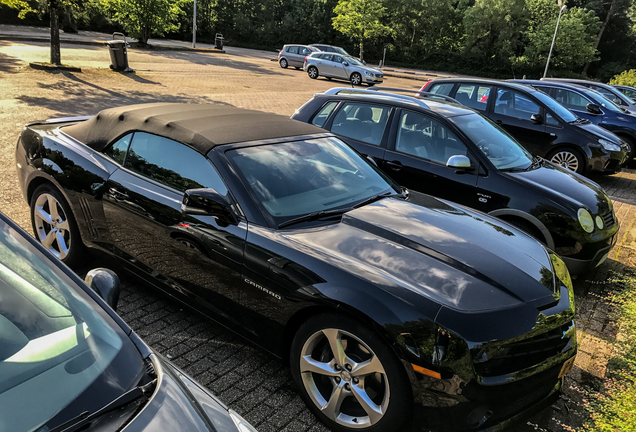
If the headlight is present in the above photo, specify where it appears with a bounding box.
[365,71,373,76]
[595,215,604,229]
[550,253,572,292]
[578,208,595,233]
[229,409,258,432]
[599,139,622,152]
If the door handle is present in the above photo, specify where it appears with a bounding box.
[386,160,403,171]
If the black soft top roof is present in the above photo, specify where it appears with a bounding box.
[62,103,326,154]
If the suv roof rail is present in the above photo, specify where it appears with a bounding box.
[321,87,432,109]
[321,87,462,108]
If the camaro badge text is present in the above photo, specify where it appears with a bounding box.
[245,278,282,300]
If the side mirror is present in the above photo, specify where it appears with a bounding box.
[363,60,367,65]
[366,155,378,167]
[182,188,237,226]
[342,62,349,66]
[85,268,120,310]
[530,113,543,124]
[586,103,602,115]
[446,155,472,169]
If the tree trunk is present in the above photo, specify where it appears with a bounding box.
[50,0,61,65]
[359,39,364,61]
[583,0,617,75]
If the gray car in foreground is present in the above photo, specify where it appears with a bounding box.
[304,52,383,86]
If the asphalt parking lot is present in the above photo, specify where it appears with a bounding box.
[2,36,636,431]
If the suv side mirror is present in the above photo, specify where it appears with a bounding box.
[85,268,120,310]
[586,103,602,115]
[182,188,237,226]
[530,113,543,124]
[446,155,473,170]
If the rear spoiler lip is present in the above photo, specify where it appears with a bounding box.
[25,115,93,127]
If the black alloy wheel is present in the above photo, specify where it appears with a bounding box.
[290,313,411,432]
[30,184,84,267]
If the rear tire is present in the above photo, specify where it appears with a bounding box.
[280,58,288,68]
[30,184,84,267]
[308,66,319,80]
[547,147,585,174]
[290,313,412,432]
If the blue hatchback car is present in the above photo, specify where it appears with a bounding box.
[512,79,636,163]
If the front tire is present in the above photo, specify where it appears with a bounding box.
[350,72,362,86]
[290,313,412,432]
[547,148,585,174]
[30,184,84,267]
[308,66,319,80]
[279,58,288,68]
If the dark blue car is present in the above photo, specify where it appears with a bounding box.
[512,79,636,163]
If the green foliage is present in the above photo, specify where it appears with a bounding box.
[332,0,393,60]
[610,69,636,86]
[0,0,36,18]
[101,0,185,44]
[583,272,636,431]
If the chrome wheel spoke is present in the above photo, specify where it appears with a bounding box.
[351,382,384,424]
[321,380,348,421]
[300,355,339,377]
[323,329,347,366]
[56,230,69,259]
[42,230,57,249]
[352,354,385,377]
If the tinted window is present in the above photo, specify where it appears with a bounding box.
[591,86,623,104]
[331,102,391,146]
[312,101,339,128]
[333,55,344,63]
[545,113,559,126]
[104,133,132,165]
[531,89,577,123]
[125,132,228,193]
[494,89,540,120]
[450,114,533,170]
[619,87,636,100]
[554,89,589,111]
[395,110,467,165]
[429,83,454,96]
[454,84,490,111]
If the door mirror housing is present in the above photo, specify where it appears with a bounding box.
[586,103,602,115]
[530,113,543,124]
[446,155,472,169]
[342,62,349,66]
[182,188,237,226]
[85,268,121,310]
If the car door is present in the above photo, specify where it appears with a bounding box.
[286,45,300,67]
[330,54,349,79]
[324,100,392,161]
[101,132,248,328]
[382,109,481,207]
[487,87,551,156]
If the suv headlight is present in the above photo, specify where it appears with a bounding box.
[578,208,595,233]
[599,138,622,152]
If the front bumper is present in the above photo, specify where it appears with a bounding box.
[562,232,617,274]
[363,74,384,84]
[589,146,627,173]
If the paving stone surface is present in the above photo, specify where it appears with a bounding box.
[1,37,636,431]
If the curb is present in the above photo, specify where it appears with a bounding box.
[29,62,81,72]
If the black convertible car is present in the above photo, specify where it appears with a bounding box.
[16,103,576,432]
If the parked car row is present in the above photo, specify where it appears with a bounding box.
[10,100,582,432]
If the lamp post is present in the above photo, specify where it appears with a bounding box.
[192,0,197,48]
[543,3,567,78]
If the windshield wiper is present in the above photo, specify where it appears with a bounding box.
[278,208,349,229]
[353,191,402,209]
[48,379,157,432]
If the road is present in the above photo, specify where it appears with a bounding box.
[1,39,636,431]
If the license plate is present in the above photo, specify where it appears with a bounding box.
[558,356,576,378]
[377,79,383,82]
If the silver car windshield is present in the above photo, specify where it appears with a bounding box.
[450,113,533,170]
[343,56,364,67]
[0,219,142,432]
[226,137,398,225]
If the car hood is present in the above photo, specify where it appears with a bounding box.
[504,161,610,214]
[576,120,624,144]
[283,197,556,312]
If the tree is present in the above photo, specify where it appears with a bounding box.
[101,0,185,44]
[332,0,393,61]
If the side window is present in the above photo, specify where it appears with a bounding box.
[623,88,636,100]
[554,89,589,111]
[333,55,343,63]
[494,89,540,120]
[428,83,454,96]
[534,86,552,95]
[395,111,468,165]
[289,46,299,54]
[125,132,228,194]
[104,133,132,165]
[545,113,559,126]
[311,101,339,128]
[322,54,334,62]
[454,84,490,111]
[300,47,311,55]
[596,88,623,105]
[330,102,391,146]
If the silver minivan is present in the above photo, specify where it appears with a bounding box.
[278,44,318,69]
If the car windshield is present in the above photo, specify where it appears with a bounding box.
[343,56,364,66]
[450,113,533,170]
[0,217,143,432]
[579,87,624,113]
[532,90,578,123]
[226,137,399,227]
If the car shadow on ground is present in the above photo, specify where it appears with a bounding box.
[17,71,233,116]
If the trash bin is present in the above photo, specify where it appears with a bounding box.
[215,33,224,50]
[105,32,132,72]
